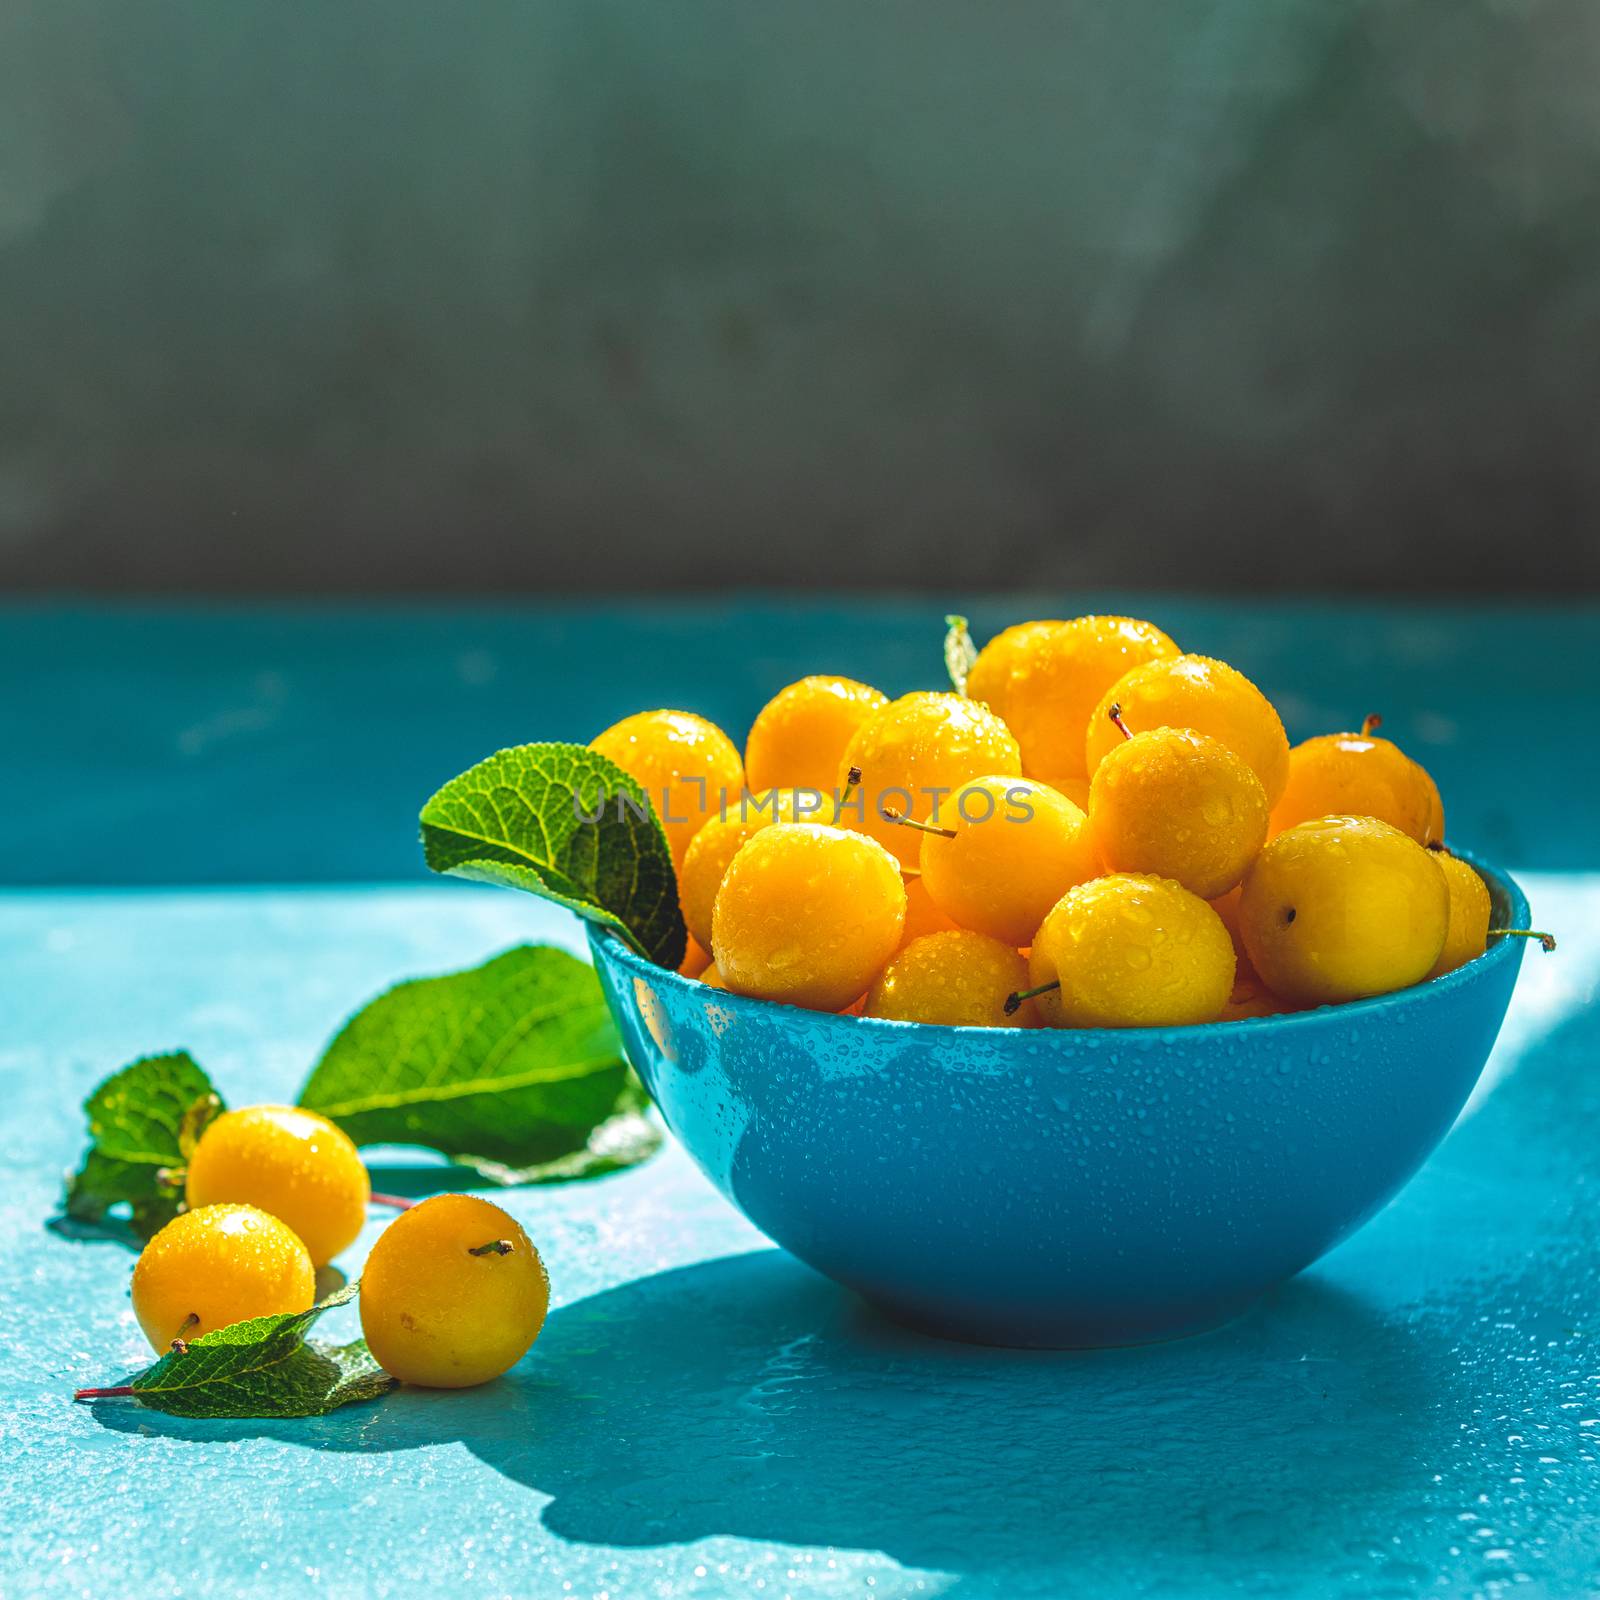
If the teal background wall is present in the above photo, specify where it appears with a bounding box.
[2,1,1598,593]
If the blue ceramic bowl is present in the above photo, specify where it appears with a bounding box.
[589,853,1529,1348]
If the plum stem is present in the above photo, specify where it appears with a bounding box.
[1361,713,1383,737]
[832,765,863,826]
[883,808,956,840]
[469,1239,514,1257]
[1107,703,1134,742]
[369,1192,417,1211]
[1004,980,1060,1016]
[1490,928,1557,953]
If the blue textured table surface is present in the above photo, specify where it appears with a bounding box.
[3,600,1598,1600]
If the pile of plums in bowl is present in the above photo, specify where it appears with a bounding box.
[579,615,1546,1346]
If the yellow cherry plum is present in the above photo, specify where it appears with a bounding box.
[1427,850,1492,979]
[745,676,888,794]
[1088,726,1269,899]
[677,790,809,952]
[1027,874,1235,1029]
[1238,815,1448,1006]
[130,1203,315,1353]
[1209,885,1255,978]
[711,823,907,1011]
[359,1194,548,1388]
[899,874,959,947]
[590,710,744,866]
[967,616,1178,784]
[1035,774,1091,812]
[1085,654,1290,805]
[1270,718,1443,844]
[1217,973,1293,1022]
[1418,765,1446,847]
[185,1104,370,1268]
[865,931,1036,1027]
[678,936,712,978]
[916,775,1100,947]
[839,692,1021,869]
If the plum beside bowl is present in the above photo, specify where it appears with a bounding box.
[588,852,1529,1348]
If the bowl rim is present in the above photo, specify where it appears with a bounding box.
[587,848,1530,1042]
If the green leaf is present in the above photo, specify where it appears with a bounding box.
[64,1052,223,1239]
[297,944,659,1179]
[128,1283,397,1419]
[944,614,978,696]
[420,741,686,969]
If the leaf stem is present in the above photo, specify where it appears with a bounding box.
[944,614,978,696]
[468,1238,515,1256]
[368,1192,417,1211]
[74,1385,135,1401]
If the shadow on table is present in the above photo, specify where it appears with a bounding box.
[47,1215,144,1251]
[362,1162,513,1201]
[88,1246,1445,1593]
